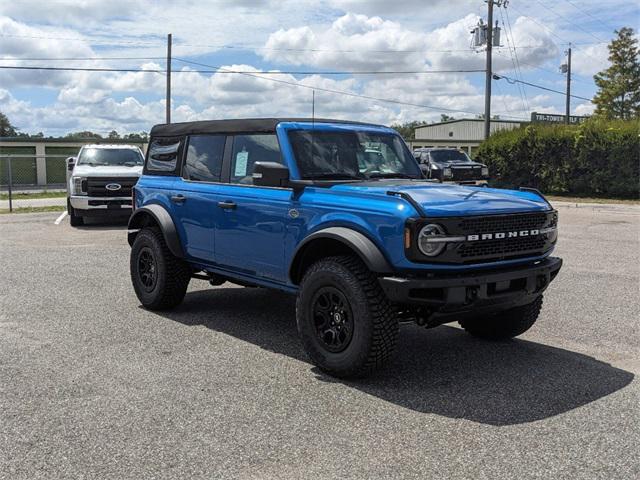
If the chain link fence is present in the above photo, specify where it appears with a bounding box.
[1,154,71,212]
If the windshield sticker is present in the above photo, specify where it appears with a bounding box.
[235,150,249,176]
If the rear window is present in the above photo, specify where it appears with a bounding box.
[146,137,182,173]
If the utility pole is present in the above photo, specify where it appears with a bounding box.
[166,33,172,124]
[483,1,495,140]
[565,45,572,124]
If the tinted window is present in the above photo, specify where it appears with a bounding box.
[77,148,143,166]
[147,137,181,172]
[230,134,282,184]
[429,150,471,163]
[184,135,226,182]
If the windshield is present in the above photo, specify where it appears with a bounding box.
[288,130,421,180]
[428,150,472,164]
[77,148,143,166]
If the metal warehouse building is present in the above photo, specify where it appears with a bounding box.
[409,118,524,157]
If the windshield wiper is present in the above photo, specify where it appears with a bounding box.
[367,172,418,179]
[304,173,365,181]
[123,161,141,167]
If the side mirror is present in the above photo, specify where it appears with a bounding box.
[252,162,290,188]
[67,157,76,171]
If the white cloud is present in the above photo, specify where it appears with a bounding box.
[262,13,428,71]
[571,43,609,77]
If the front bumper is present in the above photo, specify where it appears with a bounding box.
[69,196,132,215]
[379,257,562,319]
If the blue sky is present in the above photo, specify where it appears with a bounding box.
[0,0,637,136]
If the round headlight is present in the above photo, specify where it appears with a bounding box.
[418,223,446,257]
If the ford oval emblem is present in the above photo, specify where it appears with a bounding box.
[105,183,122,191]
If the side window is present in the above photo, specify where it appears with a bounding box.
[146,137,181,173]
[183,135,226,182]
[230,134,282,185]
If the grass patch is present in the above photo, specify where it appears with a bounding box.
[0,190,67,200]
[0,205,66,214]
[546,195,640,205]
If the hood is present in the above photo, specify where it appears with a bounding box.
[72,165,143,177]
[328,181,550,217]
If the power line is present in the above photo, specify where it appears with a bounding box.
[531,0,605,43]
[560,0,616,33]
[174,57,528,120]
[0,56,166,61]
[494,73,592,102]
[500,5,530,113]
[0,64,485,75]
[507,3,603,65]
[0,32,604,54]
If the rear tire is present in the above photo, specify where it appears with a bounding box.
[296,255,398,378]
[460,295,543,340]
[130,227,191,310]
[67,198,84,226]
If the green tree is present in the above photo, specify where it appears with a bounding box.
[440,114,456,122]
[0,111,17,136]
[593,27,640,120]
[107,130,120,139]
[390,121,428,140]
[65,131,103,139]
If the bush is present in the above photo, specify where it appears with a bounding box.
[475,119,640,199]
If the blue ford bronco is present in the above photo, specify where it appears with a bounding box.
[128,118,562,377]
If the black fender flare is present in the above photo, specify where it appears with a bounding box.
[289,227,393,284]
[127,205,183,258]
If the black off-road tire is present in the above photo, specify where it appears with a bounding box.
[130,227,191,310]
[67,198,84,227]
[296,255,398,378]
[460,295,543,340]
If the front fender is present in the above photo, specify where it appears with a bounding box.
[289,226,394,283]
[127,204,183,258]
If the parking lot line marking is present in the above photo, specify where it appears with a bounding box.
[54,211,68,225]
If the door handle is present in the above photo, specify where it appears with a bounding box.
[171,194,186,204]
[217,201,237,210]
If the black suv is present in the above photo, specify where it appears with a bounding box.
[413,148,489,186]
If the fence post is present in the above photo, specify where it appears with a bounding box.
[7,157,13,212]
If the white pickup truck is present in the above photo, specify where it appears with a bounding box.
[66,144,144,226]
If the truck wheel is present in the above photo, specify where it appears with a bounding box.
[67,198,84,226]
[296,255,398,378]
[130,227,191,310]
[460,295,543,340]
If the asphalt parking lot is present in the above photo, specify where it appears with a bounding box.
[1,203,639,479]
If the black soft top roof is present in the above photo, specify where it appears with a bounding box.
[150,118,382,137]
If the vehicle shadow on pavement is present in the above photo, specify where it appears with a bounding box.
[74,217,129,230]
[155,287,634,426]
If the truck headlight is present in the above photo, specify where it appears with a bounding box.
[481,166,489,177]
[72,176,87,195]
[443,168,452,179]
[418,224,447,256]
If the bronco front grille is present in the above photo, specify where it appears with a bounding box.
[406,210,558,264]
[86,177,138,197]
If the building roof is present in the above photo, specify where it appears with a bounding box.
[415,118,525,130]
[150,118,381,136]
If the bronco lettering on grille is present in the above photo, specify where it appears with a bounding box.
[467,229,542,241]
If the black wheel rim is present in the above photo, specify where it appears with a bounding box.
[311,287,354,353]
[138,247,157,292]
